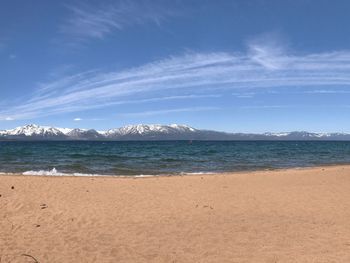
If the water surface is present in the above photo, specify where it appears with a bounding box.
[0,141,350,176]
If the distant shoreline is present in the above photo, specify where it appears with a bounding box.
[2,124,350,141]
[2,139,350,142]
[2,163,350,178]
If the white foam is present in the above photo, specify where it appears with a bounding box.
[21,168,164,177]
[16,168,215,177]
[133,174,161,178]
[23,168,66,176]
[181,172,215,175]
[22,168,99,177]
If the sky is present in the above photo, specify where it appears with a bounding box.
[1,0,350,133]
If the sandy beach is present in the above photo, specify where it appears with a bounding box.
[1,165,350,262]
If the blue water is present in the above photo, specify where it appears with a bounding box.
[0,141,350,176]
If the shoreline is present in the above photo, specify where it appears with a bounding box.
[1,163,350,178]
[2,164,350,262]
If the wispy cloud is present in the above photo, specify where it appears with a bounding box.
[240,105,295,110]
[120,107,220,117]
[304,89,350,94]
[74,118,82,121]
[247,32,290,70]
[232,92,256,98]
[231,88,350,97]
[240,104,350,110]
[2,39,350,121]
[91,94,222,107]
[60,0,175,43]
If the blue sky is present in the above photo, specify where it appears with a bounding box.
[1,0,350,132]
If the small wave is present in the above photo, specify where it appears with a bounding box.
[22,168,100,177]
[17,168,216,177]
[21,168,162,177]
[133,174,161,178]
[181,171,215,175]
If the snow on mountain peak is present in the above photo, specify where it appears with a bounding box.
[0,124,197,138]
[1,124,349,141]
[56,127,74,135]
[7,124,65,137]
[105,124,196,136]
[169,124,196,132]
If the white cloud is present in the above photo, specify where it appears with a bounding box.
[2,41,350,120]
[60,1,175,43]
[240,104,350,110]
[5,117,14,121]
[120,107,220,117]
[247,32,290,70]
[304,89,350,94]
[232,92,256,98]
[74,118,82,121]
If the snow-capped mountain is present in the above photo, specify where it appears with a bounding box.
[66,129,103,140]
[0,124,66,139]
[0,124,199,140]
[262,131,350,140]
[105,124,196,138]
[1,124,350,141]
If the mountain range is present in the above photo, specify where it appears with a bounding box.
[1,124,350,141]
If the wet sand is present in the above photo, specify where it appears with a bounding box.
[1,165,350,262]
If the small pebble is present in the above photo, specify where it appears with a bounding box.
[11,186,14,190]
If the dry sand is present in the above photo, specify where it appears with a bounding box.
[1,165,350,262]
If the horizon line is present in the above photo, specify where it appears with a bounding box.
[1,123,350,135]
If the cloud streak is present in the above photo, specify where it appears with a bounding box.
[60,0,175,42]
[2,42,350,121]
[120,107,220,117]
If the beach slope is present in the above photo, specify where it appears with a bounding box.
[1,166,350,262]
